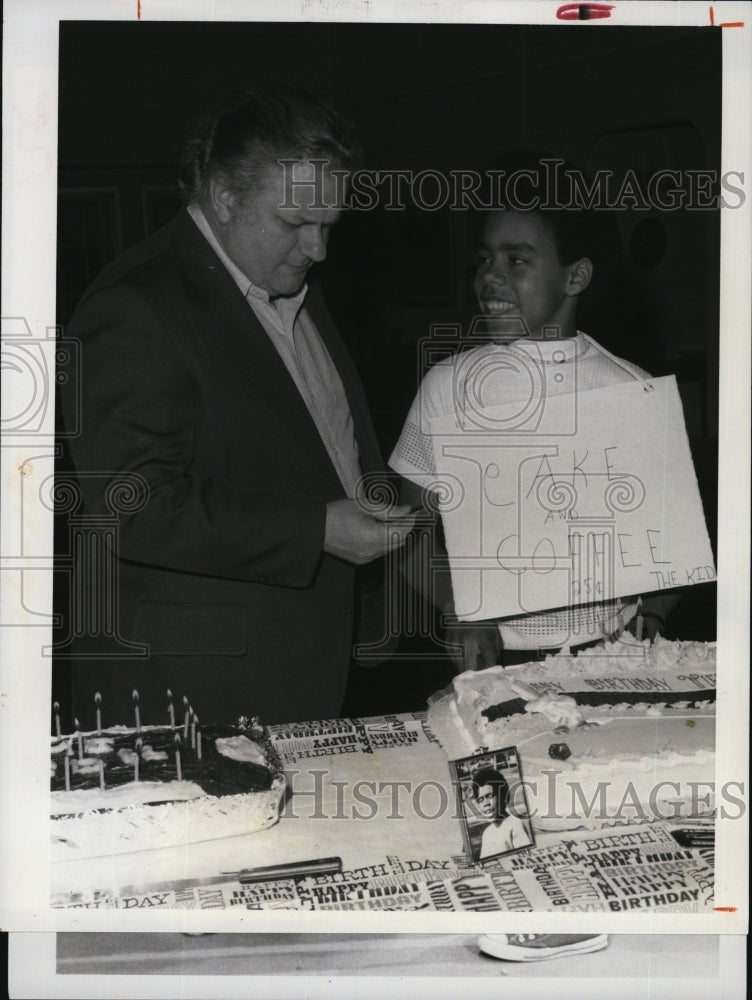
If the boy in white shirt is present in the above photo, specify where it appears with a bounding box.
[390,152,675,673]
[392,156,677,961]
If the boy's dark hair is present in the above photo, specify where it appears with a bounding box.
[474,149,623,318]
[471,767,510,806]
[479,149,606,265]
[179,84,363,204]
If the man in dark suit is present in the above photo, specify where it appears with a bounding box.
[59,86,414,728]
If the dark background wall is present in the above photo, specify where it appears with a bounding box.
[57,22,721,438]
[55,22,720,689]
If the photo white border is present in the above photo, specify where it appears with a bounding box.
[7,931,749,1000]
[1,0,749,933]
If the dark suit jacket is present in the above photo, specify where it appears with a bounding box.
[60,209,385,726]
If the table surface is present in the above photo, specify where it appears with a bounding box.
[51,713,715,914]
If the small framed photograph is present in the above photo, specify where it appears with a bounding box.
[450,746,534,864]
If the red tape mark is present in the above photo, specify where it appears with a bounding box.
[556,3,614,20]
[709,6,745,26]
[713,906,738,912]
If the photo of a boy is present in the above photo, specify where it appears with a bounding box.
[470,765,532,860]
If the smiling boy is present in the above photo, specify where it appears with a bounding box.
[474,208,590,341]
[390,152,675,670]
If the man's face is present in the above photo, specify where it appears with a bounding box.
[473,210,577,341]
[218,160,344,298]
[475,783,498,820]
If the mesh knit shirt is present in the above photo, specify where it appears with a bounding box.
[389,333,650,650]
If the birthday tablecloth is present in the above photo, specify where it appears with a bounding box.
[51,713,714,913]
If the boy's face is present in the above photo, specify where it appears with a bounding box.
[474,210,586,341]
[475,784,499,820]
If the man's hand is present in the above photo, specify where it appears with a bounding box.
[323,498,416,565]
[444,617,503,673]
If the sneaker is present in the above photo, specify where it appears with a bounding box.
[478,933,608,962]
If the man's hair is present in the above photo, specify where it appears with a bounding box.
[178,84,362,203]
[478,149,604,266]
[471,767,509,805]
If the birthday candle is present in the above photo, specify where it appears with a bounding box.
[194,715,201,759]
[174,733,182,782]
[64,741,72,791]
[74,719,83,760]
[135,737,142,783]
[99,758,105,791]
[635,596,644,642]
[95,692,102,735]
[167,689,175,730]
[53,701,62,740]
[132,689,141,733]
[190,708,196,749]
[183,696,190,739]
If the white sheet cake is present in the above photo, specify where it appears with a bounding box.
[427,636,716,831]
[50,719,286,861]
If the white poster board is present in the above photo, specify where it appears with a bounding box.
[432,375,716,622]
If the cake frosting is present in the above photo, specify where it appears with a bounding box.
[51,719,286,861]
[427,636,716,831]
